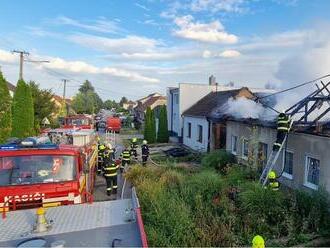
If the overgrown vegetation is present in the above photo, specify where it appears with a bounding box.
[126,154,330,247]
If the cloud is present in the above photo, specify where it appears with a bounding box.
[0,50,18,64]
[190,0,247,13]
[202,50,212,58]
[43,56,160,83]
[134,3,150,11]
[68,34,160,53]
[202,49,241,58]
[54,16,121,34]
[120,49,202,61]
[219,50,241,58]
[173,15,238,44]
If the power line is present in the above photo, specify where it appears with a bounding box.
[257,74,330,100]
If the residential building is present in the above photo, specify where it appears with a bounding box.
[167,83,222,141]
[6,82,16,97]
[122,100,136,111]
[134,94,166,123]
[182,87,254,152]
[225,119,330,194]
[51,95,74,117]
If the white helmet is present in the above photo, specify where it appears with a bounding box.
[107,143,112,149]
[143,140,147,145]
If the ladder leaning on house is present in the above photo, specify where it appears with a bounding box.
[259,120,293,187]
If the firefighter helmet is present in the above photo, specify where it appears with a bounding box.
[268,170,276,179]
[132,137,137,143]
[252,235,265,248]
[143,140,147,145]
[106,143,112,149]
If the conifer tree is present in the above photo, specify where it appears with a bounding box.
[157,105,169,143]
[0,71,12,143]
[12,79,34,138]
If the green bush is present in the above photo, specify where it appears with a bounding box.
[157,105,169,143]
[201,150,236,173]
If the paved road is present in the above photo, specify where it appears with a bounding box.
[93,130,140,202]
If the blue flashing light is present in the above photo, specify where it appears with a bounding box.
[0,143,58,151]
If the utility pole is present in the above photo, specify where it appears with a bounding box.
[12,50,29,80]
[62,79,69,116]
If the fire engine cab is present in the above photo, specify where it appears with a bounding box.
[59,114,94,129]
[0,133,97,212]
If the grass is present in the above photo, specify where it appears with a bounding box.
[125,163,330,247]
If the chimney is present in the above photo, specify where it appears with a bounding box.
[209,75,216,86]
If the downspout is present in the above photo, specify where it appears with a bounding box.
[171,92,173,133]
[207,118,211,152]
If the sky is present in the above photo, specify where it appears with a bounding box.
[0,0,330,101]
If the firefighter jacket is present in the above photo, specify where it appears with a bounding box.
[277,114,291,132]
[103,149,114,165]
[121,150,131,161]
[269,178,279,191]
[141,144,149,157]
[103,162,119,177]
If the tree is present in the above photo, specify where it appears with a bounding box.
[0,71,12,143]
[144,107,156,143]
[29,81,56,132]
[12,80,35,138]
[72,80,103,114]
[119,96,128,106]
[157,105,169,143]
[103,99,119,110]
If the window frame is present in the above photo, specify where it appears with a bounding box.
[258,142,268,167]
[304,155,320,190]
[231,135,238,155]
[282,150,293,180]
[197,125,203,143]
[241,138,249,159]
[187,122,192,138]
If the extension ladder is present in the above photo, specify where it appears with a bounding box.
[259,121,293,186]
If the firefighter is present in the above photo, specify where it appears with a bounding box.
[130,137,138,159]
[103,149,118,196]
[141,140,149,166]
[97,143,106,174]
[121,147,131,173]
[252,235,265,248]
[268,170,279,191]
[273,112,291,151]
[106,143,116,161]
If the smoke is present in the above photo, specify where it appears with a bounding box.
[216,97,276,121]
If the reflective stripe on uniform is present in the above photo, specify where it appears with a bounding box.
[278,127,289,131]
[273,143,281,146]
[105,173,117,177]
[112,185,118,189]
[107,187,112,190]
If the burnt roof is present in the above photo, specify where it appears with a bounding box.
[135,96,166,112]
[182,87,254,119]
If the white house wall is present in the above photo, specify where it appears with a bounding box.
[183,116,209,152]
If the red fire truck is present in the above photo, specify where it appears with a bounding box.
[60,114,94,129]
[0,132,97,212]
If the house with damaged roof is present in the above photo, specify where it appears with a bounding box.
[183,83,330,194]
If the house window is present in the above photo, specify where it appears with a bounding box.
[197,125,203,143]
[231,135,238,154]
[304,156,320,190]
[283,151,293,179]
[258,142,268,167]
[174,94,179,104]
[242,139,249,159]
[187,122,191,138]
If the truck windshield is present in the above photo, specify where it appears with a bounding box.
[67,118,90,126]
[0,155,77,186]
